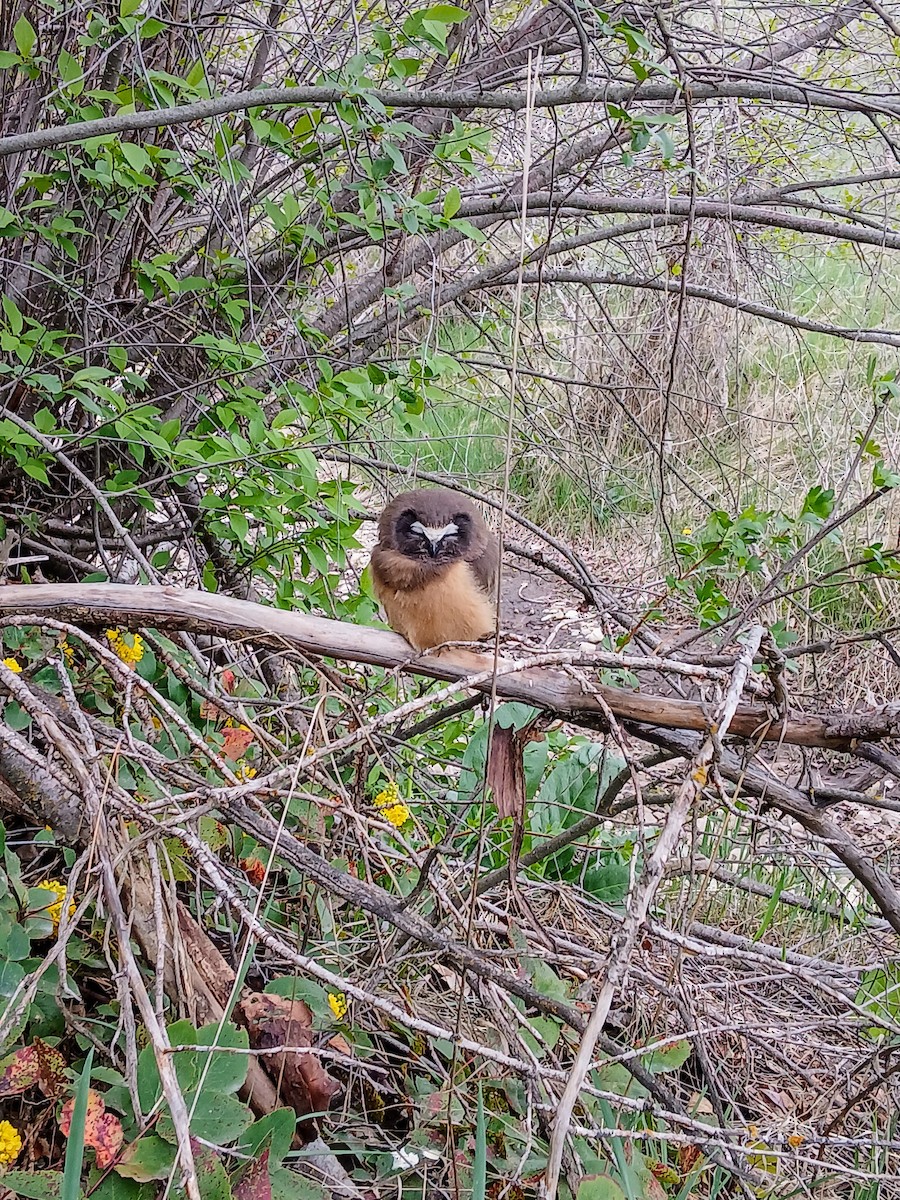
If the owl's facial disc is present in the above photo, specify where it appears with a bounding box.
[410,520,459,557]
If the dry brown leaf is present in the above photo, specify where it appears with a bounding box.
[240,992,341,1142]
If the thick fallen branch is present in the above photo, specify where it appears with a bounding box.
[2,583,900,750]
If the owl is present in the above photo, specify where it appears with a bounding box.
[369,487,499,651]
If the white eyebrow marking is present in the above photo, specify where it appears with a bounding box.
[411,521,458,542]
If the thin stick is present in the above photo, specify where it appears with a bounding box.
[542,624,766,1199]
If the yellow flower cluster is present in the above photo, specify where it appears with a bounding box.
[2,657,22,673]
[105,629,145,666]
[375,781,410,829]
[235,762,257,781]
[328,992,348,1021]
[0,1119,22,1166]
[36,878,75,931]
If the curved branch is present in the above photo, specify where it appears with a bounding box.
[1,78,898,160]
[460,191,900,252]
[3,583,900,749]
[480,270,900,348]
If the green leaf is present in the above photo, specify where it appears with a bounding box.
[57,49,83,93]
[0,51,22,68]
[268,1167,325,1200]
[32,409,56,434]
[13,16,36,58]
[524,957,569,1003]
[192,1141,233,1200]
[442,186,461,219]
[2,295,23,335]
[582,860,630,904]
[799,485,835,523]
[264,976,331,1022]
[855,964,900,1038]
[642,1038,691,1072]
[22,459,50,485]
[157,1093,252,1146]
[229,511,249,543]
[0,958,26,998]
[0,917,31,960]
[520,1016,561,1058]
[87,1172,143,1200]
[1,1172,65,1200]
[472,1086,486,1200]
[238,1110,296,1166]
[115,1136,176,1182]
[576,1178,627,1200]
[119,142,151,172]
[192,1021,250,1096]
[420,3,469,21]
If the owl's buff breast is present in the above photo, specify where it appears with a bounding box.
[371,557,495,650]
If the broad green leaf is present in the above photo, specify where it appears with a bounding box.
[238,1110,296,1166]
[115,1136,176,1182]
[420,3,469,21]
[13,16,36,58]
[576,1177,627,1200]
[642,1038,692,1072]
[1,1172,65,1200]
[442,186,461,218]
[582,860,630,904]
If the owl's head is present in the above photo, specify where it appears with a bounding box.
[378,488,486,564]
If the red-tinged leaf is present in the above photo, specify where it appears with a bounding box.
[60,1088,124,1167]
[234,1148,272,1200]
[221,669,236,693]
[221,725,254,761]
[0,1045,43,1096]
[34,1040,68,1097]
[200,698,223,720]
[189,1137,232,1200]
[0,1041,67,1097]
[241,857,266,886]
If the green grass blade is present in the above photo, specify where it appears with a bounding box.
[472,1084,487,1200]
[61,1046,94,1200]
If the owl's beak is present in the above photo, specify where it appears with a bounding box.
[425,536,442,557]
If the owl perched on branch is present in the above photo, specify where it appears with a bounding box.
[369,488,499,651]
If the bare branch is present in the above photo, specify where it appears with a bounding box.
[3,584,900,749]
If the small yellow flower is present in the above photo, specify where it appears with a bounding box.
[380,802,411,828]
[36,878,75,931]
[0,1119,22,1166]
[787,1134,804,1148]
[235,762,257,781]
[105,629,145,667]
[328,992,348,1021]
[681,526,693,536]
[2,657,22,673]
[375,781,411,828]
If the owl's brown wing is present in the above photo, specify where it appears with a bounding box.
[468,531,500,595]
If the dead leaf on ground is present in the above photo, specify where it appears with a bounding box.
[240,993,342,1141]
[221,725,254,761]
